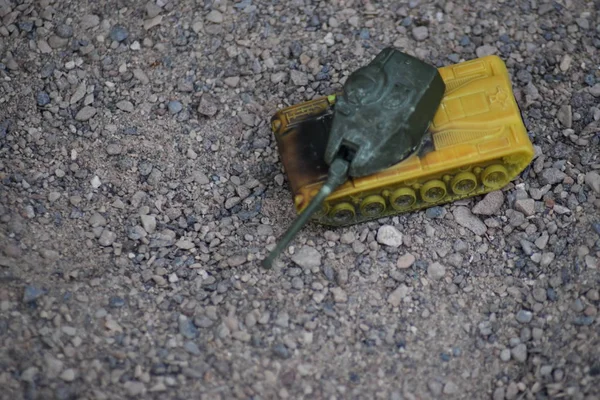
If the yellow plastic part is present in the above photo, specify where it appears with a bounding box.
[271,55,535,226]
[329,202,356,224]
[420,180,447,203]
[451,171,478,195]
[360,195,387,217]
[389,187,417,210]
[481,164,510,189]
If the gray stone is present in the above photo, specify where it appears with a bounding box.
[388,284,409,307]
[271,72,287,84]
[516,309,533,323]
[146,3,162,18]
[476,44,497,57]
[224,76,240,87]
[425,206,445,218]
[535,233,549,249]
[224,197,241,209]
[443,381,458,395]
[291,277,304,290]
[192,170,210,185]
[493,388,506,400]
[167,100,183,114]
[291,246,321,269]
[141,215,156,234]
[109,296,125,308]
[23,285,45,303]
[60,368,76,382]
[179,315,198,339]
[44,354,64,379]
[396,253,415,269]
[98,229,116,246]
[590,84,600,97]
[133,68,150,85]
[539,168,566,185]
[428,380,443,396]
[585,172,600,194]
[37,91,50,106]
[412,26,429,41]
[511,344,528,363]
[144,15,163,30]
[116,100,134,112]
[376,225,403,247]
[514,199,535,216]
[472,191,504,215]
[48,35,68,49]
[340,232,355,244]
[48,192,60,202]
[184,341,201,355]
[427,262,446,280]
[106,143,122,155]
[540,252,555,267]
[290,70,308,86]
[508,210,525,227]
[198,95,218,117]
[206,10,223,23]
[75,106,97,121]
[227,254,246,267]
[81,14,100,30]
[506,382,519,399]
[533,288,547,302]
[124,381,146,396]
[557,105,572,128]
[500,348,511,362]
[110,25,129,42]
[453,206,487,235]
[88,212,106,228]
[176,239,195,250]
[330,287,347,303]
[127,225,148,240]
[55,24,73,38]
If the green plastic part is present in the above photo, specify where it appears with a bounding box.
[325,47,446,177]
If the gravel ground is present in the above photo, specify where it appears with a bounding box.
[1,0,599,399]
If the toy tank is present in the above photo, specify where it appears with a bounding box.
[270,55,535,227]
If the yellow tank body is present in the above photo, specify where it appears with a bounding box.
[271,55,535,227]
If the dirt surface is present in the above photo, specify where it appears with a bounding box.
[1,0,600,399]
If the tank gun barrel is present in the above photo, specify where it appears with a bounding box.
[262,157,350,269]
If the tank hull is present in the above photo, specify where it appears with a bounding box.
[270,55,535,227]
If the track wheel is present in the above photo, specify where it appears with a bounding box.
[420,180,447,203]
[481,164,509,189]
[329,203,356,225]
[360,195,386,218]
[390,187,417,211]
[451,172,477,195]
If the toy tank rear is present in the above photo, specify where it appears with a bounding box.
[271,55,535,226]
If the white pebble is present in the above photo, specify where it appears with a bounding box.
[91,176,101,189]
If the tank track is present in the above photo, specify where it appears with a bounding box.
[310,154,531,227]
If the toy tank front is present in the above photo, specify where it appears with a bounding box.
[271,55,535,227]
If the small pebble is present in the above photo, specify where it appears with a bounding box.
[376,225,403,247]
[516,309,533,324]
[397,253,416,269]
[511,343,528,362]
[427,262,446,280]
[55,24,74,38]
[167,100,183,114]
[23,285,45,303]
[110,25,129,42]
[412,26,429,41]
[37,91,50,106]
